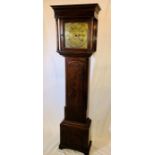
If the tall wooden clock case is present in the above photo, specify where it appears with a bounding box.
[51,4,101,155]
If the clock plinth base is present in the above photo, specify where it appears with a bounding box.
[59,141,91,155]
[59,118,92,155]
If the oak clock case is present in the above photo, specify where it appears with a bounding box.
[51,4,101,155]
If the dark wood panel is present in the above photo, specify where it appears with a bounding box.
[51,4,100,19]
[60,119,91,155]
[65,57,89,122]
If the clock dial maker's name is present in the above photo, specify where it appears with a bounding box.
[65,22,88,49]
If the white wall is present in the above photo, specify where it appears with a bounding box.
[43,0,111,153]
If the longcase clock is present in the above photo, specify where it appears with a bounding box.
[51,4,101,155]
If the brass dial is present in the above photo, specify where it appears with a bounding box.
[65,22,88,49]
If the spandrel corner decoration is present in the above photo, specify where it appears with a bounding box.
[51,4,101,155]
